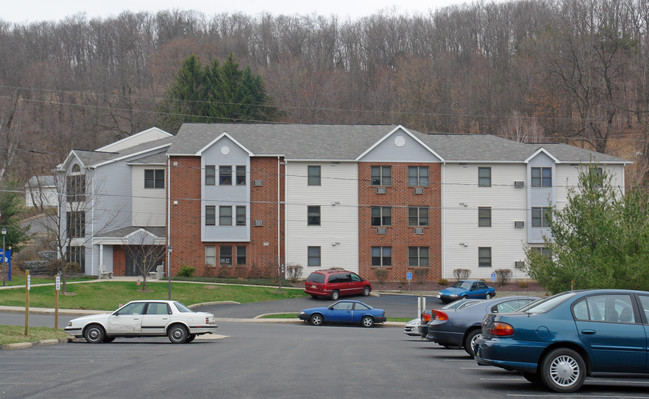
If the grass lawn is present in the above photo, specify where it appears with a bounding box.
[0,281,308,311]
[0,325,69,345]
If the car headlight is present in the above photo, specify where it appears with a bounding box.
[299,311,305,315]
[67,322,72,327]
[450,294,458,298]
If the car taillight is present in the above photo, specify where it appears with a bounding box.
[422,313,432,322]
[490,322,514,336]
[433,310,448,321]
[206,317,210,324]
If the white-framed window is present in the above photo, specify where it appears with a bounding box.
[308,206,321,226]
[408,207,428,226]
[308,165,321,186]
[308,246,321,266]
[478,207,491,227]
[531,167,552,187]
[478,167,491,187]
[236,166,246,185]
[408,166,429,186]
[408,247,429,267]
[371,206,392,226]
[532,207,551,227]
[219,166,232,185]
[144,169,164,189]
[371,247,392,267]
[479,247,492,267]
[205,165,216,185]
[236,206,246,226]
[205,206,216,226]
[205,246,216,266]
[219,206,232,226]
[370,166,392,186]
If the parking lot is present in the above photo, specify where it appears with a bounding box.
[2,295,649,398]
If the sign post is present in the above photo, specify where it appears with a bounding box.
[25,269,30,335]
[406,271,412,291]
[55,275,60,330]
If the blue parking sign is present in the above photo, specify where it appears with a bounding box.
[406,272,413,280]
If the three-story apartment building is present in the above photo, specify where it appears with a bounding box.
[56,124,629,282]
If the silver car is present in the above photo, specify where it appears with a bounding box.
[65,300,218,344]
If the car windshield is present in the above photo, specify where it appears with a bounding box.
[173,301,194,313]
[451,281,473,290]
[517,292,576,313]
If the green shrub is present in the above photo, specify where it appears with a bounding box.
[519,281,528,289]
[178,265,195,277]
[437,278,448,286]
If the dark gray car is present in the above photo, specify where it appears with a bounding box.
[425,296,539,358]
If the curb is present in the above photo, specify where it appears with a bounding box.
[1,337,70,351]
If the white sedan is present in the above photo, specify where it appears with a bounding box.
[65,300,218,344]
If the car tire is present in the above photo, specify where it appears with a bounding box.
[463,329,482,358]
[361,316,374,328]
[363,286,371,296]
[83,324,105,344]
[186,334,196,343]
[103,336,115,343]
[310,313,324,326]
[331,290,340,301]
[310,295,318,299]
[486,293,494,299]
[540,348,586,393]
[168,324,189,344]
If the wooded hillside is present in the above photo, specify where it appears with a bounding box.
[1,0,647,183]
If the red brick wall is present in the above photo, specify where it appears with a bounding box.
[167,155,285,277]
[358,162,442,282]
[169,156,203,275]
[249,157,285,269]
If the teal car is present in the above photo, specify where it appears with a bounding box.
[476,289,649,392]
[437,280,496,303]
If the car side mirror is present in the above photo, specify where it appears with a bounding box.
[329,306,334,310]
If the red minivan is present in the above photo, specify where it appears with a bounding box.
[304,269,372,300]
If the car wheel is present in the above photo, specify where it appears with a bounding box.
[540,348,586,393]
[363,286,371,296]
[310,313,324,326]
[103,336,115,343]
[361,316,374,328]
[168,324,189,344]
[331,290,340,300]
[523,372,543,386]
[486,293,494,299]
[463,329,482,358]
[83,324,105,344]
[310,294,318,299]
[186,334,196,343]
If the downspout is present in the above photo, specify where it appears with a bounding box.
[90,167,95,275]
[441,162,446,280]
[277,156,282,280]
[167,156,171,276]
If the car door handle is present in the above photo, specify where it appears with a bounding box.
[581,329,596,334]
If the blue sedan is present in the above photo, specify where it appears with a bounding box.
[476,289,649,393]
[437,280,496,303]
[299,300,386,327]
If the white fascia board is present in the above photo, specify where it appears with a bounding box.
[92,144,172,168]
[524,148,561,164]
[196,132,254,156]
[355,125,446,162]
[446,160,525,164]
[56,151,85,172]
[286,159,357,163]
[95,127,172,152]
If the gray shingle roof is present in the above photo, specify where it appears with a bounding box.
[169,123,629,164]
